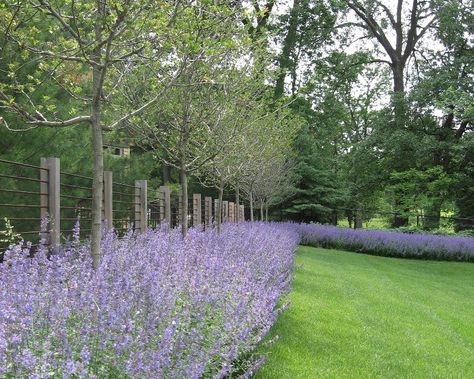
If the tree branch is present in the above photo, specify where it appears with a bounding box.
[347,0,397,62]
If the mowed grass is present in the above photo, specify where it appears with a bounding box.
[255,246,474,379]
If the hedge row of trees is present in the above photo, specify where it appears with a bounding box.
[0,0,301,265]
[1,0,473,263]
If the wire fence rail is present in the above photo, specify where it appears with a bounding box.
[1,157,245,255]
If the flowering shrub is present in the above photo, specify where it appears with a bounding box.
[296,223,474,262]
[0,223,298,378]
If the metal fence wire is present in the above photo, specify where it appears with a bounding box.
[1,157,246,256]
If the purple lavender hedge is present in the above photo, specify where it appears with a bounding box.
[0,223,298,378]
[296,223,474,262]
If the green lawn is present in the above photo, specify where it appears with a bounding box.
[255,246,474,379]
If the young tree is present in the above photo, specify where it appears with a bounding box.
[239,105,299,221]
[125,2,253,235]
[0,0,181,266]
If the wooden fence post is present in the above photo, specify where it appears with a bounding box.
[103,171,113,230]
[214,199,219,222]
[44,157,60,248]
[204,196,212,228]
[229,202,235,223]
[193,193,202,226]
[40,158,49,242]
[135,180,147,232]
[223,201,228,223]
[159,185,171,228]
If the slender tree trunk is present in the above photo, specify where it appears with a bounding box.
[217,179,224,234]
[249,190,254,222]
[331,210,338,226]
[260,202,264,221]
[180,166,188,236]
[265,202,269,221]
[355,209,363,229]
[90,102,104,268]
[162,163,171,184]
[274,0,300,99]
[90,5,105,268]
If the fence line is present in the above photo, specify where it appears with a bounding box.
[1,157,245,252]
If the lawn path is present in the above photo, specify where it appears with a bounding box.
[255,246,474,379]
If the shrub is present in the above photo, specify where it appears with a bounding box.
[0,223,298,378]
[296,223,474,262]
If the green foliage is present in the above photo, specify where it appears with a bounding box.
[282,124,347,222]
[452,134,474,231]
[0,218,21,246]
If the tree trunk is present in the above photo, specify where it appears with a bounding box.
[90,103,104,268]
[90,5,105,268]
[249,190,254,222]
[162,163,171,184]
[331,210,338,226]
[274,0,300,99]
[180,166,188,237]
[260,202,264,221]
[265,202,269,221]
[391,62,406,129]
[216,179,224,234]
[355,209,363,229]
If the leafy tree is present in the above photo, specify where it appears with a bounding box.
[0,0,183,266]
[273,0,338,98]
[125,4,254,235]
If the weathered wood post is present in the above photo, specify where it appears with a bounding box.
[205,196,212,228]
[193,193,202,226]
[234,203,242,223]
[229,202,235,223]
[40,157,60,248]
[40,158,49,243]
[214,198,219,223]
[222,201,229,223]
[159,185,171,228]
[103,171,113,230]
[135,180,147,232]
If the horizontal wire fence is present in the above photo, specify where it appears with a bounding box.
[1,157,246,255]
[60,170,93,241]
[0,159,47,255]
[112,180,138,235]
